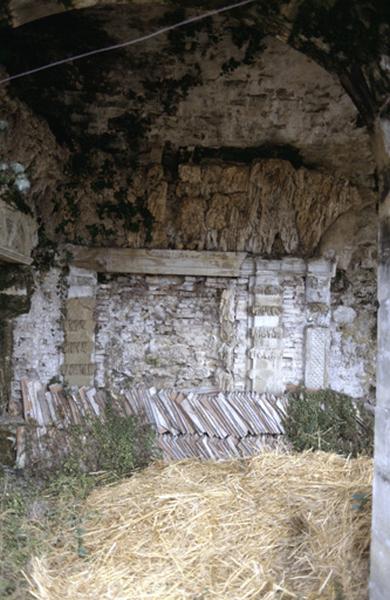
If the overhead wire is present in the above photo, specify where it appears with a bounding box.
[0,0,257,85]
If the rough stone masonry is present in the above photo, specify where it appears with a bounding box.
[0,2,388,595]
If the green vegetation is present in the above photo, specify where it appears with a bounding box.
[283,388,374,457]
[0,408,157,598]
[62,406,157,478]
[0,466,105,599]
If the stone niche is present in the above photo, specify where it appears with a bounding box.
[65,247,334,395]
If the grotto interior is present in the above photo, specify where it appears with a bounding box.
[0,1,390,596]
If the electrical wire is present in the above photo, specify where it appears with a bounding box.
[0,0,257,85]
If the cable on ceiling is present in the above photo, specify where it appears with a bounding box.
[0,0,257,85]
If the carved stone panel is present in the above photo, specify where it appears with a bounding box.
[304,327,330,389]
[0,199,37,265]
[248,258,309,394]
[304,259,334,389]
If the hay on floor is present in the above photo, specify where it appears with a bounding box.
[29,452,372,600]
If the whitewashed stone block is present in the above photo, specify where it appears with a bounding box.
[306,277,331,304]
[254,315,280,328]
[281,257,306,273]
[333,305,357,325]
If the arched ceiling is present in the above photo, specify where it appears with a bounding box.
[5,0,159,28]
[4,1,389,122]
[6,1,259,29]
[1,0,387,251]
[1,3,376,189]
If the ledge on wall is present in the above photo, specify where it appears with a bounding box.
[0,199,37,266]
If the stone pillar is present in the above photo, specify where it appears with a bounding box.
[370,117,390,599]
[62,266,97,387]
[370,191,390,600]
[249,259,284,394]
[248,258,309,394]
[304,259,333,389]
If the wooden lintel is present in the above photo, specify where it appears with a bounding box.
[67,246,247,278]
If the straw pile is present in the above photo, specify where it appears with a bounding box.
[29,452,372,600]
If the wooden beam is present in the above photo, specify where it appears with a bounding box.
[67,246,247,278]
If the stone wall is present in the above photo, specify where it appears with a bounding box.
[91,255,335,396]
[95,274,226,391]
[7,228,377,407]
[320,205,377,400]
[0,264,32,413]
[10,268,65,412]
[1,5,379,408]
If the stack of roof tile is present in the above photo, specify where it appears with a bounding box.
[18,379,288,463]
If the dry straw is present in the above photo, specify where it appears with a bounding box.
[29,451,372,600]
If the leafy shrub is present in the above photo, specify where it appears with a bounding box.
[63,402,157,479]
[283,388,374,457]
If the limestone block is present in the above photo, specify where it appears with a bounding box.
[280,258,306,274]
[254,315,280,328]
[63,276,96,386]
[68,266,97,286]
[251,354,284,394]
[256,259,283,273]
[65,298,96,319]
[62,364,95,377]
[372,406,390,477]
[64,319,95,333]
[307,258,335,277]
[64,329,95,343]
[63,352,94,365]
[0,199,37,265]
[253,327,283,342]
[333,305,357,325]
[306,277,331,304]
[63,341,94,354]
[67,266,97,298]
[253,294,282,308]
[65,375,95,387]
